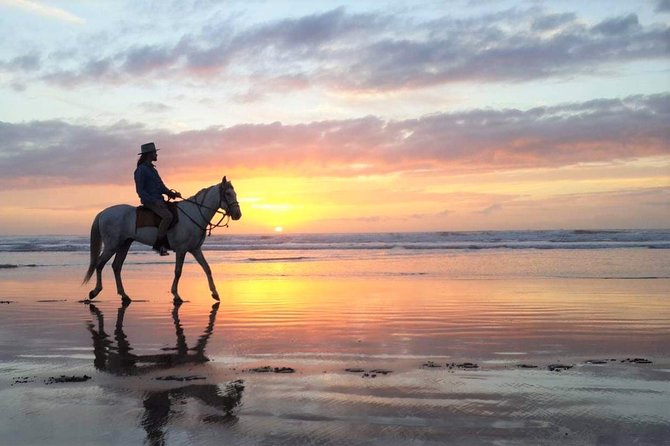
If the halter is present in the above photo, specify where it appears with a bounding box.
[174,182,239,236]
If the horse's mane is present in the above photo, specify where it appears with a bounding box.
[186,185,215,203]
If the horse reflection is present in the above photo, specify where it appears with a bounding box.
[86,302,243,445]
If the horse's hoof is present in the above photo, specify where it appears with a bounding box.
[212,292,220,301]
[88,290,98,300]
[173,297,184,306]
[121,295,132,306]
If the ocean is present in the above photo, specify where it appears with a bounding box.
[2,229,669,280]
[2,229,670,253]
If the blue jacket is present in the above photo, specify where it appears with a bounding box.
[134,162,171,205]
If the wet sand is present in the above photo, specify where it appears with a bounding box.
[1,250,669,445]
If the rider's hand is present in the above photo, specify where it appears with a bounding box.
[175,191,182,199]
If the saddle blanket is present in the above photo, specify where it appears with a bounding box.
[135,202,179,229]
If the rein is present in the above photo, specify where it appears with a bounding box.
[173,185,233,236]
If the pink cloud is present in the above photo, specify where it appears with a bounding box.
[0,94,668,187]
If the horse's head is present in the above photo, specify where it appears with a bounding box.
[219,176,242,221]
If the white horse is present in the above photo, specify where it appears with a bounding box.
[83,176,241,304]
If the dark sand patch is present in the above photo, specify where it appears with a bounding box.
[248,366,296,374]
[548,364,573,372]
[0,264,37,269]
[12,376,36,385]
[622,358,653,364]
[247,256,308,262]
[422,361,442,368]
[155,375,207,382]
[345,368,393,378]
[45,375,92,384]
[456,362,479,369]
[422,361,479,370]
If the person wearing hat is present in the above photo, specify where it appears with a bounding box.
[134,142,182,255]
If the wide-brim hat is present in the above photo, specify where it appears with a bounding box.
[138,142,159,155]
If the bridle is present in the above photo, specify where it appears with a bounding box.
[173,182,239,236]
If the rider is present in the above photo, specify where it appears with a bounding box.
[134,142,182,256]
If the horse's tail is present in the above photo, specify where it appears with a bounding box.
[82,212,102,284]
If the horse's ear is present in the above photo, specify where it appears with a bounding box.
[222,175,227,183]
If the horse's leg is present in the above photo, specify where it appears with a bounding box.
[89,248,116,300]
[112,239,133,303]
[190,248,219,301]
[171,251,186,304]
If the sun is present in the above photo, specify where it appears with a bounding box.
[274,226,283,233]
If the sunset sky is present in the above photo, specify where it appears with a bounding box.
[0,0,668,234]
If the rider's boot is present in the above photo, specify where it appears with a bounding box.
[153,237,170,256]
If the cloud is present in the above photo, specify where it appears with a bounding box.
[495,186,670,225]
[531,12,577,31]
[1,53,40,71]
[0,120,148,186]
[139,102,172,113]
[232,74,311,103]
[344,11,667,90]
[656,0,670,12]
[1,0,85,24]
[4,7,668,94]
[592,14,640,35]
[477,203,503,215]
[0,94,668,188]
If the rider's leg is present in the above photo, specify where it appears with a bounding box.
[145,200,173,254]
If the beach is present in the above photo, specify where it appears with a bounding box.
[3,0,669,444]
[1,232,669,445]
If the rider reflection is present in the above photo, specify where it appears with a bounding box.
[86,302,243,444]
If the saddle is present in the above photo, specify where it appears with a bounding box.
[135,202,179,230]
